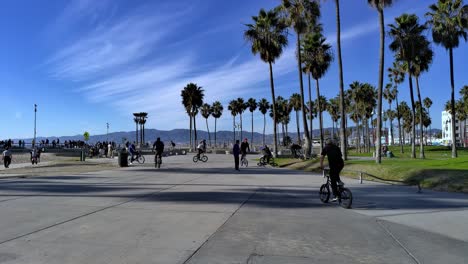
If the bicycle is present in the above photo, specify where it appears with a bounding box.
[154,153,162,168]
[193,153,208,163]
[240,154,248,167]
[128,151,145,164]
[319,169,353,209]
[257,156,277,167]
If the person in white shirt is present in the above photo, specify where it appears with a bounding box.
[2,147,12,168]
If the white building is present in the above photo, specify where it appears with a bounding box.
[441,110,466,146]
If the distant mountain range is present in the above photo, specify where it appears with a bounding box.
[14,127,442,145]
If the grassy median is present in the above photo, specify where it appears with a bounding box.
[282,146,468,193]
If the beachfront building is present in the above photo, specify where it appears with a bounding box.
[441,111,467,146]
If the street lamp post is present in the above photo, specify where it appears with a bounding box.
[106,123,109,142]
[33,104,37,148]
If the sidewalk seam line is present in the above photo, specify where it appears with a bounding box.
[376,219,421,264]
[182,188,260,264]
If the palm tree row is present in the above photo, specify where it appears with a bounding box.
[243,0,466,161]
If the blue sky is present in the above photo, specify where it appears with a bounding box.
[0,0,467,139]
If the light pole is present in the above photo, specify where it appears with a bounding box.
[33,104,37,147]
[106,123,109,142]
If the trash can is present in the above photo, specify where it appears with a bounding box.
[118,149,129,167]
[80,150,86,161]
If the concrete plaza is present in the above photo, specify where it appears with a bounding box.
[0,154,466,264]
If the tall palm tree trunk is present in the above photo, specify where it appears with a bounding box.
[189,116,192,149]
[193,113,198,145]
[357,121,361,153]
[376,7,384,164]
[140,123,143,147]
[408,72,416,159]
[205,118,211,147]
[336,0,347,160]
[308,73,312,150]
[269,62,278,157]
[449,48,457,158]
[415,77,425,158]
[263,114,266,146]
[315,78,324,150]
[251,112,254,147]
[135,122,138,145]
[214,118,217,147]
[240,113,243,141]
[395,96,403,153]
[232,116,236,143]
[296,34,311,157]
[296,111,300,144]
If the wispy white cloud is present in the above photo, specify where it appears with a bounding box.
[45,0,389,132]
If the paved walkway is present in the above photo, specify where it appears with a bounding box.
[0,154,466,264]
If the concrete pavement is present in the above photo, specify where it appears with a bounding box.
[0,154,466,263]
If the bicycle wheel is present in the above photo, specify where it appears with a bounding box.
[193,155,198,163]
[319,184,330,203]
[201,155,208,162]
[137,155,145,164]
[339,188,353,209]
[257,157,265,167]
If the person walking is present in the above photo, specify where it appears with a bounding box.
[2,147,12,168]
[233,140,240,171]
[108,142,114,158]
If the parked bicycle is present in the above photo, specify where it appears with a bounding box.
[319,169,353,209]
[193,153,208,163]
[128,151,145,164]
[257,156,277,167]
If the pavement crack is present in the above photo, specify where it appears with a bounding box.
[182,187,260,264]
[376,219,421,264]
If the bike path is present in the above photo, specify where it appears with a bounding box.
[0,154,465,263]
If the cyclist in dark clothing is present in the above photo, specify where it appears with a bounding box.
[153,138,165,160]
[240,138,250,160]
[320,139,344,202]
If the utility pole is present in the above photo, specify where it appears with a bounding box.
[33,104,37,147]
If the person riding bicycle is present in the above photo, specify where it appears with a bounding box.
[197,139,206,159]
[128,142,137,164]
[320,138,344,202]
[153,138,164,161]
[240,138,250,161]
[261,145,272,164]
[290,142,302,158]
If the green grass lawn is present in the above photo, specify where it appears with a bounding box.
[283,146,468,193]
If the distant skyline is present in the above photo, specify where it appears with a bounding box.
[1,0,467,139]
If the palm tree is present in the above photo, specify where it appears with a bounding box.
[247,98,258,145]
[235,98,247,141]
[211,101,223,148]
[398,101,411,146]
[290,93,303,144]
[258,99,270,146]
[423,97,433,143]
[138,112,148,146]
[383,83,396,145]
[280,0,321,157]
[200,103,213,146]
[306,100,317,147]
[133,115,139,145]
[301,31,334,151]
[411,41,434,158]
[228,100,238,142]
[327,96,341,139]
[368,0,393,163]
[388,61,406,152]
[334,0,347,160]
[315,95,329,150]
[426,0,467,157]
[181,83,205,149]
[389,13,427,158]
[244,8,288,156]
